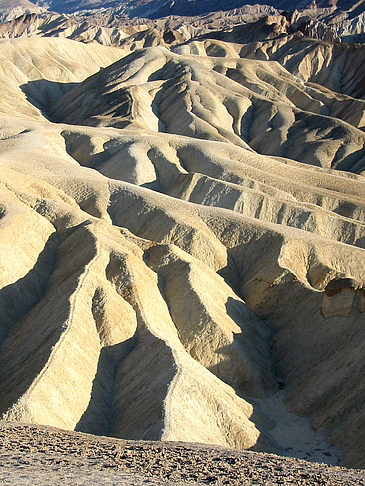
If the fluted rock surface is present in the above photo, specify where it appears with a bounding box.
[0,11,364,470]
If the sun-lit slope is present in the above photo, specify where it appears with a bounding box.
[0,37,127,118]
[0,111,364,465]
[58,125,365,249]
[0,118,278,452]
[177,15,365,99]
[0,214,271,451]
[0,33,364,468]
[0,0,45,23]
[50,46,365,173]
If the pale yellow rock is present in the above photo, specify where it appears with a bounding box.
[0,34,363,469]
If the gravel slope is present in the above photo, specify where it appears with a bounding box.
[0,423,364,485]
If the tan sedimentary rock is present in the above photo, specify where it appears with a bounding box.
[0,28,363,469]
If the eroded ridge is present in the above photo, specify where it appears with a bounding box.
[0,12,364,470]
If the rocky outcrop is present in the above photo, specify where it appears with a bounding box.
[325,277,364,296]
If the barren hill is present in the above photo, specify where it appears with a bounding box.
[0,3,364,477]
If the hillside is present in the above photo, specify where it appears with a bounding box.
[0,2,364,477]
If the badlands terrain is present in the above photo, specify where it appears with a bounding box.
[0,0,364,482]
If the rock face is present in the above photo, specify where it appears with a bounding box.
[322,277,364,318]
[0,4,364,472]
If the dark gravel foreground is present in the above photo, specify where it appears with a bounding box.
[0,422,364,485]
